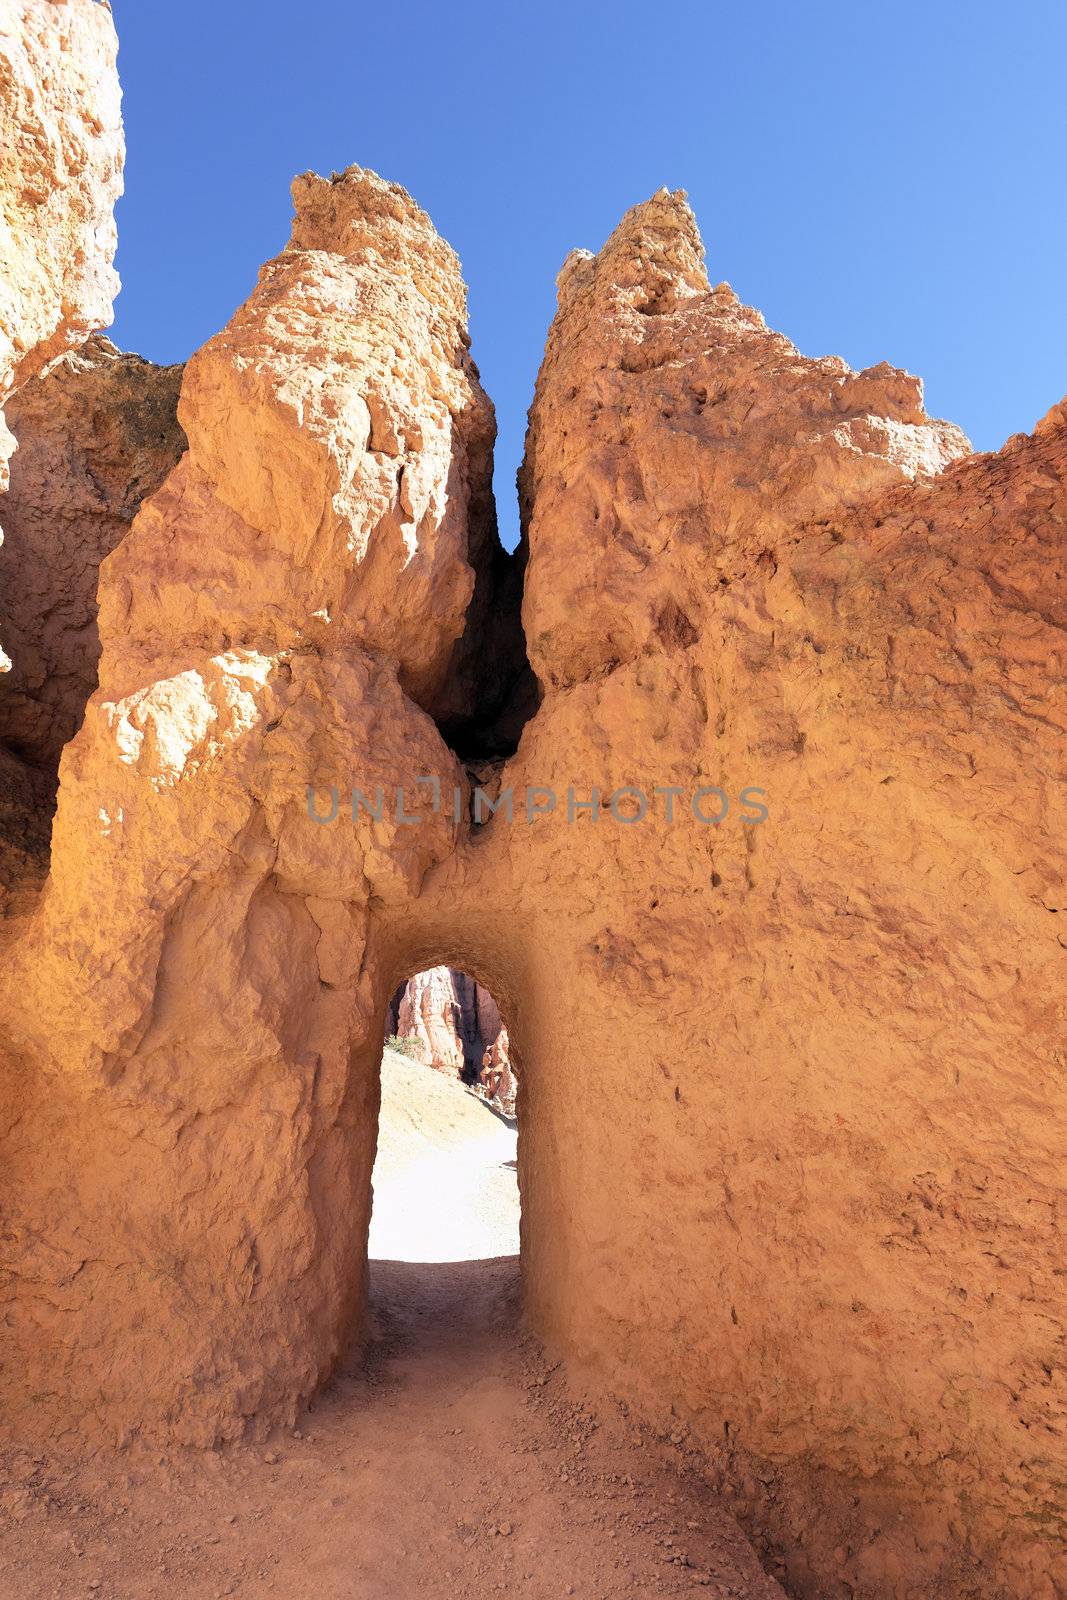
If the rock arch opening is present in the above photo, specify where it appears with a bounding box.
[370,966,520,1271]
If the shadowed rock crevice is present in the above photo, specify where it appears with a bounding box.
[412,322,539,761]
[429,518,541,761]
[0,338,185,904]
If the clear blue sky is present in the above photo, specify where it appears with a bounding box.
[109,1,1066,551]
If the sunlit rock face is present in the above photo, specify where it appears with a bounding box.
[493,187,1064,1600]
[0,132,1062,1600]
[98,164,498,713]
[386,966,507,1076]
[0,165,478,1451]
[520,188,969,690]
[0,0,123,492]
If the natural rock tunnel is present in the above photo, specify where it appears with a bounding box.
[0,22,1064,1600]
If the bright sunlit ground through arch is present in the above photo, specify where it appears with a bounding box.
[370,969,519,1264]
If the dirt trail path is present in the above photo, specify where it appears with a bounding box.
[0,1051,785,1599]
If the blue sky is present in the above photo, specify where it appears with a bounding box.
[110,1,1066,551]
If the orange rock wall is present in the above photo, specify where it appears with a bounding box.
[487,195,1066,1599]
[0,337,185,771]
[0,0,123,484]
[0,100,1062,1600]
[0,0,125,897]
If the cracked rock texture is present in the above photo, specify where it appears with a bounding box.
[0,152,1063,1600]
[0,0,123,494]
[0,166,480,1452]
[495,192,1065,1600]
[520,189,970,690]
[107,165,498,715]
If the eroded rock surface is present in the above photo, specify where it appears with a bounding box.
[0,0,124,900]
[492,192,1065,1599]
[102,166,497,713]
[520,189,969,689]
[0,166,479,1449]
[387,965,508,1078]
[0,0,123,492]
[0,336,185,771]
[0,166,1062,1600]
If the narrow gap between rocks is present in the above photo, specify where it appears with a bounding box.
[426,478,541,764]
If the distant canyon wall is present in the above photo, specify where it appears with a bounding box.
[386,965,505,1077]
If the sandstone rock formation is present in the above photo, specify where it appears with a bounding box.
[389,965,472,1071]
[387,965,507,1079]
[498,192,1065,1600]
[0,165,482,1450]
[480,1021,513,1110]
[0,150,1063,1600]
[0,0,123,494]
[520,189,969,690]
[0,0,123,899]
[109,165,497,715]
[0,336,185,772]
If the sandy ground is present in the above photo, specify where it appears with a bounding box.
[0,1050,785,1599]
